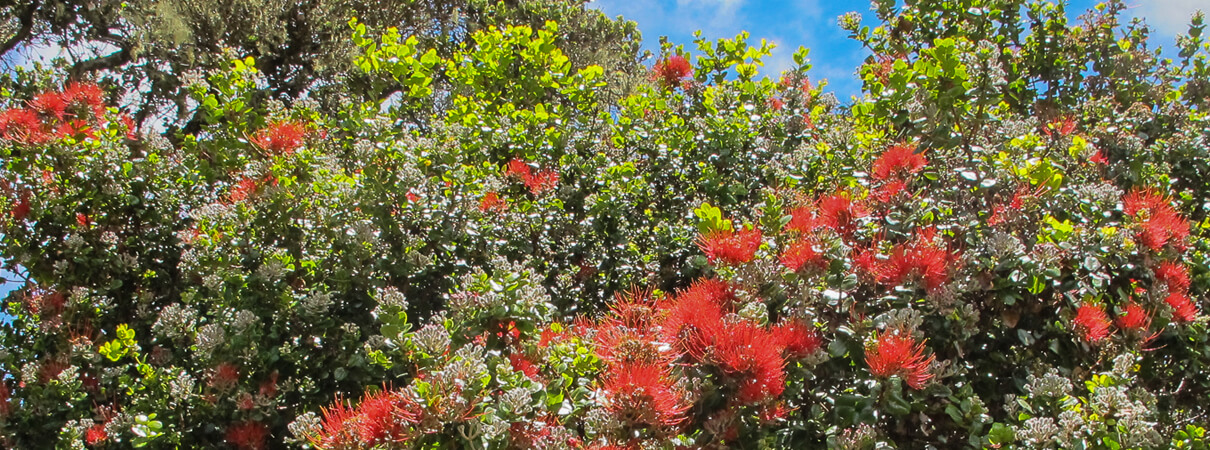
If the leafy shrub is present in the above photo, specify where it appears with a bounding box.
[2,0,1210,448]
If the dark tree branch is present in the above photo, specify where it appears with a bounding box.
[68,46,131,77]
[0,0,41,57]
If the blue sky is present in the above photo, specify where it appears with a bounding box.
[589,0,1210,101]
[1,0,1208,302]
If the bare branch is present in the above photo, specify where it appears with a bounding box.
[0,0,42,57]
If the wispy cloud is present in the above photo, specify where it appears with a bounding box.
[1128,0,1206,40]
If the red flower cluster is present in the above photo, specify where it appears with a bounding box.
[1123,188,1189,251]
[713,321,787,403]
[225,421,269,450]
[0,82,108,144]
[663,280,819,404]
[1073,303,1112,342]
[480,191,507,212]
[1117,302,1151,331]
[857,229,953,292]
[871,144,927,181]
[601,361,690,429]
[85,423,109,446]
[227,174,278,204]
[251,120,308,155]
[1154,261,1191,294]
[697,225,761,265]
[871,179,907,203]
[1166,292,1199,323]
[211,362,240,391]
[594,290,675,366]
[1041,116,1077,137]
[771,319,823,359]
[509,352,542,381]
[787,192,869,236]
[590,291,689,430]
[865,331,935,390]
[506,159,560,195]
[230,177,258,203]
[1155,261,1198,322]
[780,237,827,273]
[651,55,693,88]
[988,184,1037,226]
[590,278,822,432]
[311,388,420,448]
[1090,148,1108,165]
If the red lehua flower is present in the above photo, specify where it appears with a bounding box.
[353,389,419,446]
[1154,261,1191,294]
[251,120,307,155]
[864,331,935,390]
[663,284,727,359]
[538,326,566,348]
[594,320,674,367]
[85,423,108,445]
[1073,303,1113,342]
[873,232,952,292]
[1090,149,1108,165]
[76,213,91,228]
[1124,188,1171,217]
[509,352,542,381]
[57,119,95,140]
[600,361,689,429]
[1117,302,1151,331]
[711,321,786,403]
[780,237,827,273]
[29,91,68,120]
[312,397,360,448]
[768,97,785,111]
[604,289,664,329]
[64,82,105,114]
[815,192,868,235]
[1123,189,1189,251]
[506,159,532,178]
[225,421,269,450]
[771,319,823,359]
[987,205,1008,226]
[651,55,693,88]
[1139,210,1189,252]
[238,392,256,410]
[230,177,258,203]
[871,144,927,181]
[1166,292,1199,323]
[989,185,1036,225]
[0,107,42,142]
[405,192,420,202]
[697,226,761,265]
[524,169,560,195]
[872,179,907,203]
[682,277,736,305]
[479,191,507,212]
[259,372,279,398]
[1042,116,1077,137]
[211,362,240,391]
[119,114,138,140]
[786,205,820,233]
[11,190,31,221]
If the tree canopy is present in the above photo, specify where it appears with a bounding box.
[2,0,1210,448]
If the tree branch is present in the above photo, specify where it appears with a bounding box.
[0,0,41,57]
[68,46,131,77]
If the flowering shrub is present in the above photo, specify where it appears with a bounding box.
[2,0,1210,448]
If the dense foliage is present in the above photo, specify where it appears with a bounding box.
[3,0,1210,448]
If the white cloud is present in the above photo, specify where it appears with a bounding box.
[1129,0,1207,40]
